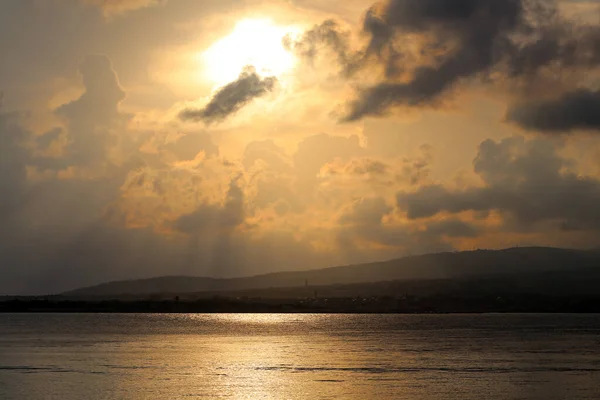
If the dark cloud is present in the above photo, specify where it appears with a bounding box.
[311,0,600,121]
[507,21,600,77]
[287,20,354,74]
[343,159,389,176]
[179,66,277,124]
[507,89,600,133]
[397,136,600,232]
[344,0,527,120]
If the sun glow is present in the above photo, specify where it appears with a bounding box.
[201,19,299,85]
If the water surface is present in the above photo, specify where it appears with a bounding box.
[0,313,599,399]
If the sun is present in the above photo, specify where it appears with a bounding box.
[201,19,299,86]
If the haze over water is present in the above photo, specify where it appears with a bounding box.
[1,314,599,399]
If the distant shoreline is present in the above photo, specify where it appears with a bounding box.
[3,295,600,314]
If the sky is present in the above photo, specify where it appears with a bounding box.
[1,0,600,294]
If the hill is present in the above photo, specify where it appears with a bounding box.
[63,247,600,298]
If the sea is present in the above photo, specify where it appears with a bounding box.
[0,313,599,399]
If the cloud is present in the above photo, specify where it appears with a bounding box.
[288,20,353,73]
[242,140,301,214]
[292,0,600,121]
[170,176,326,277]
[339,196,393,227]
[47,54,133,172]
[336,196,463,259]
[319,145,432,189]
[0,110,30,228]
[82,0,165,17]
[1,54,132,233]
[396,136,600,232]
[240,135,372,217]
[508,19,600,77]
[4,3,600,295]
[424,219,479,238]
[322,158,389,177]
[0,55,166,293]
[0,113,140,295]
[241,135,368,214]
[174,177,245,235]
[1,55,354,295]
[337,196,408,254]
[243,140,292,172]
[293,133,365,184]
[343,0,528,120]
[179,66,277,124]
[162,132,219,161]
[507,89,600,133]
[58,54,126,126]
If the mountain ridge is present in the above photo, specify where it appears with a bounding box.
[62,247,600,298]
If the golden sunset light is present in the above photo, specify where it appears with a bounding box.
[1,0,600,293]
[3,1,600,397]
